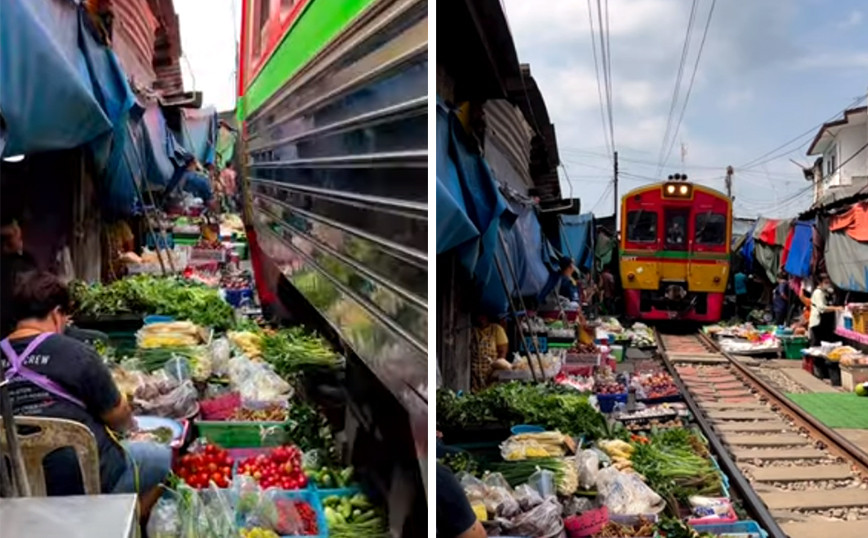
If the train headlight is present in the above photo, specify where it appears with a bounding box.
[679,185,688,194]
[666,185,675,194]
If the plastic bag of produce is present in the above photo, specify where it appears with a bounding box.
[460,473,520,518]
[233,475,263,517]
[514,484,544,511]
[235,359,294,404]
[507,497,563,536]
[576,449,600,490]
[210,337,232,375]
[500,439,552,460]
[146,497,180,538]
[527,468,557,499]
[134,379,198,419]
[164,356,194,382]
[200,482,238,536]
[595,466,665,515]
[562,495,597,517]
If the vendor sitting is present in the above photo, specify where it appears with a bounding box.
[166,156,217,211]
[470,311,509,392]
[539,256,581,306]
[2,271,170,523]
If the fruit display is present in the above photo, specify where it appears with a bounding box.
[173,442,233,489]
[636,372,679,399]
[222,271,253,290]
[594,380,626,395]
[237,446,309,489]
[568,342,599,354]
[230,404,289,422]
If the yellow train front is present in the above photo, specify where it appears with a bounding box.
[619,176,732,323]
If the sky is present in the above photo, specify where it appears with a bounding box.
[501,0,868,218]
[172,0,868,219]
[175,0,241,113]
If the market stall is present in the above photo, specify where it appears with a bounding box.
[24,253,391,536]
[437,350,765,537]
[703,323,783,356]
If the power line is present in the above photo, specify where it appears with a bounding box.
[600,0,615,152]
[660,0,717,172]
[586,0,612,157]
[737,94,867,170]
[657,0,698,176]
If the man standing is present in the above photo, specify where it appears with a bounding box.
[809,275,841,346]
[219,161,238,211]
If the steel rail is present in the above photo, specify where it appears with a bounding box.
[656,329,787,538]
[695,331,868,477]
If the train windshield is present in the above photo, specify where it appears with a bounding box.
[664,210,688,250]
[626,211,657,243]
[695,212,727,246]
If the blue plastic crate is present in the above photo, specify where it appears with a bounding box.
[692,520,766,538]
[223,288,254,307]
[146,231,174,250]
[596,393,628,413]
[710,456,731,498]
[524,335,548,353]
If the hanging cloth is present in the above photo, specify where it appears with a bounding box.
[829,201,868,242]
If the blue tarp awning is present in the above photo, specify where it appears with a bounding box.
[784,220,813,278]
[558,213,596,271]
[0,0,114,156]
[173,106,218,166]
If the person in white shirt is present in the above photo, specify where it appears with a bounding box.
[809,275,841,346]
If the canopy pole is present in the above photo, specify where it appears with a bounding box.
[497,229,547,377]
[493,253,539,383]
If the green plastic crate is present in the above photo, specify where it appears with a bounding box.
[781,336,809,360]
[196,420,289,448]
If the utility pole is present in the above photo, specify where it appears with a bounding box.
[725,165,734,201]
[613,151,619,220]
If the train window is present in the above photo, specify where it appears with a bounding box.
[695,213,727,246]
[626,211,658,243]
[664,210,688,250]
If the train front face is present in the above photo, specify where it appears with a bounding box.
[619,181,731,323]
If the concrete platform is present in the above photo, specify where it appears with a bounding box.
[782,520,868,538]
[723,433,809,446]
[781,368,839,393]
[760,488,868,510]
[837,428,868,456]
[749,463,853,482]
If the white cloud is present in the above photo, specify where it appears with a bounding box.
[838,10,863,28]
[720,89,754,110]
[175,0,242,112]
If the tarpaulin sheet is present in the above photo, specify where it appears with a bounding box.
[0,0,112,156]
[216,125,237,169]
[436,104,478,254]
[753,218,793,246]
[436,102,515,314]
[826,229,868,292]
[754,242,782,283]
[141,104,186,188]
[741,221,757,274]
[783,220,814,278]
[498,203,550,298]
[558,213,595,271]
[175,107,218,166]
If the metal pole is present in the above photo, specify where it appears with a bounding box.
[492,254,539,382]
[613,151,619,220]
[497,229,546,376]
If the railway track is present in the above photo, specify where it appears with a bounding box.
[656,330,868,538]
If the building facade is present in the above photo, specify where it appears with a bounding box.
[806,105,868,205]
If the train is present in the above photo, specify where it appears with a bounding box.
[237,0,428,534]
[619,175,732,323]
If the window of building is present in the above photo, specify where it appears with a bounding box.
[626,211,658,243]
[695,212,726,246]
[826,144,837,178]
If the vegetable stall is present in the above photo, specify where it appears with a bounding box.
[437,346,767,537]
[68,268,390,537]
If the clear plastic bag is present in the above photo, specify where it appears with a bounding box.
[562,495,596,517]
[576,449,601,490]
[482,473,520,518]
[527,468,556,499]
[164,356,194,382]
[230,356,293,404]
[210,337,232,375]
[146,497,180,538]
[595,466,666,515]
[515,484,544,511]
[134,379,199,419]
[507,497,563,536]
[268,490,307,535]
